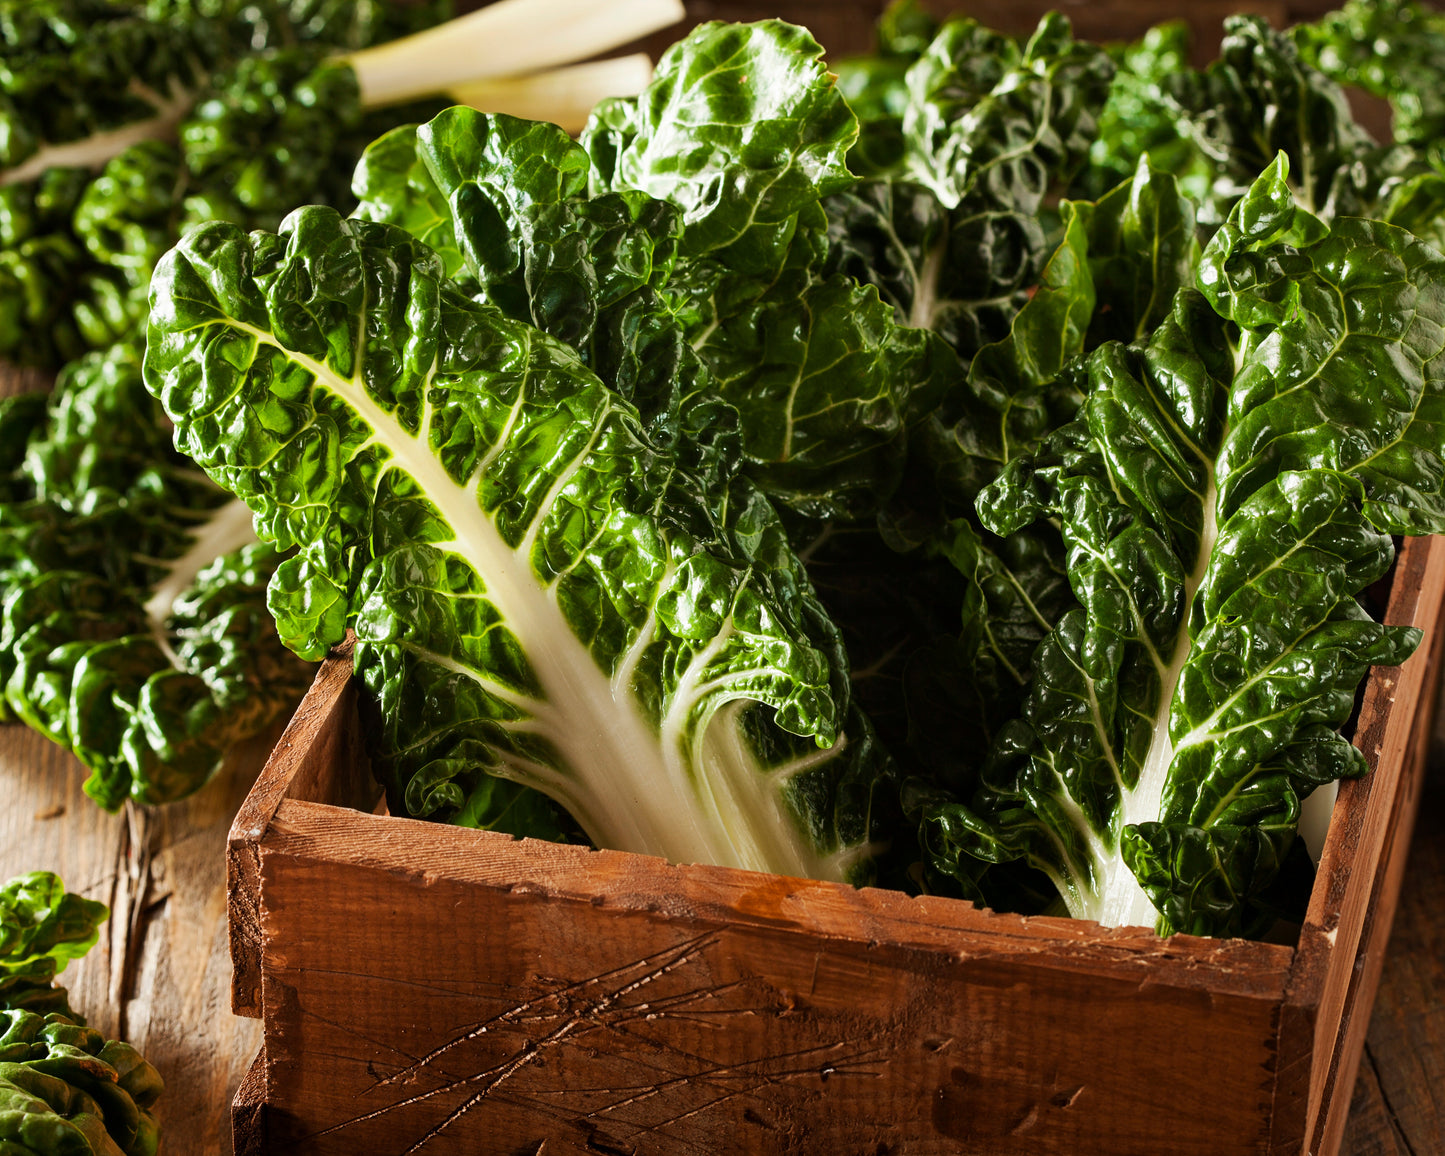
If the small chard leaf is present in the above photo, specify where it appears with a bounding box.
[583,20,858,263]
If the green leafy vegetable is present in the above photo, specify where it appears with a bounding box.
[0,874,105,1012]
[0,872,162,1156]
[1296,0,1445,157]
[358,23,960,523]
[919,157,1442,935]
[129,6,1445,940]
[145,207,890,880]
[584,21,958,521]
[0,346,314,808]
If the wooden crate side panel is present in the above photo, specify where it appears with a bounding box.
[228,642,370,1017]
[258,846,1287,1156]
[1308,625,1443,1156]
[234,1049,268,1156]
[1273,536,1445,1151]
[259,796,1293,996]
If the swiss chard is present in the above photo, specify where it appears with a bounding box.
[0,346,314,808]
[145,207,890,880]
[357,23,960,523]
[920,157,1443,935]
[0,872,162,1156]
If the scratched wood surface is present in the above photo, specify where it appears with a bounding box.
[0,725,273,1155]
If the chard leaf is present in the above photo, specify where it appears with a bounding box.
[1079,22,1205,201]
[0,347,314,808]
[828,12,1116,369]
[352,123,467,284]
[145,208,890,881]
[695,264,957,521]
[1295,0,1445,157]
[0,874,105,990]
[413,109,590,316]
[823,177,1046,363]
[356,108,727,478]
[584,20,857,265]
[922,158,1445,935]
[832,0,938,176]
[362,34,958,522]
[899,15,1020,200]
[1141,15,1445,238]
[916,197,1096,506]
[1075,155,1201,346]
[1202,159,1445,536]
[0,871,163,1155]
[581,20,957,519]
[902,13,1114,213]
[909,160,1200,519]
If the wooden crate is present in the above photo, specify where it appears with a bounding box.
[227,534,1445,1155]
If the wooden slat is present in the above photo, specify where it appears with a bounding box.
[1310,612,1442,1156]
[233,1049,268,1156]
[256,807,1289,1155]
[228,636,372,1018]
[1273,537,1445,1153]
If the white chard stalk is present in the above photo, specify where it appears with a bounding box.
[348,0,684,108]
[449,54,654,134]
[0,79,193,187]
[0,0,681,186]
[143,498,259,670]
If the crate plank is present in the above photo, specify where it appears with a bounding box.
[257,810,1289,1155]
[230,537,1445,1155]
[1273,538,1445,1153]
[229,640,374,1018]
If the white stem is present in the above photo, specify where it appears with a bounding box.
[449,54,654,135]
[242,324,849,880]
[1297,780,1338,865]
[1089,470,1221,930]
[347,0,684,109]
[143,498,259,670]
[907,237,946,331]
[0,80,193,187]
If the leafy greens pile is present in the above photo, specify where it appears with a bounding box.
[141,4,1445,936]
[0,0,682,369]
[0,0,685,811]
[0,0,464,810]
[0,347,313,809]
[0,871,162,1156]
[0,0,457,369]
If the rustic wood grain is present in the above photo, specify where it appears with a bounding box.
[0,723,272,1156]
[1340,758,1445,1156]
[256,807,1291,1155]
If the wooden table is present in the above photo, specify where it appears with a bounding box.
[1340,734,1445,1156]
[0,723,269,1156]
[0,700,1435,1155]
